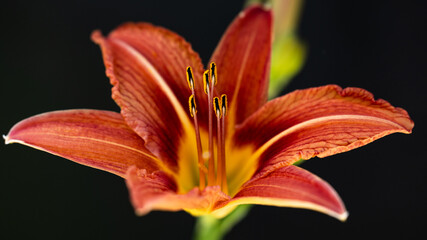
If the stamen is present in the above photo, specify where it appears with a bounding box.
[188,93,206,189]
[220,94,228,194]
[185,65,228,193]
[204,70,216,186]
[213,97,227,194]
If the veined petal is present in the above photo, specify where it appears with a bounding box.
[210,5,272,126]
[214,165,347,221]
[4,110,161,177]
[232,85,413,180]
[92,23,205,172]
[126,166,229,216]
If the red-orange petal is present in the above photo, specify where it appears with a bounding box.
[215,165,347,221]
[126,166,229,215]
[5,110,161,177]
[210,5,272,126]
[233,85,413,176]
[92,23,205,172]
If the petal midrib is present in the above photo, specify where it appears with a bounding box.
[229,114,409,187]
[6,132,171,174]
[111,38,193,131]
[254,114,408,159]
[228,27,257,126]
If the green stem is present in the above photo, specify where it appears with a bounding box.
[193,205,252,240]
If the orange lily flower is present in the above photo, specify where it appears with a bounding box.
[4,5,413,221]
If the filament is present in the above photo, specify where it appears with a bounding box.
[204,70,216,186]
[187,68,206,190]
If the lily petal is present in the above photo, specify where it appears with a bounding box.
[210,5,272,125]
[215,165,347,221]
[92,23,205,172]
[126,166,229,216]
[5,110,161,177]
[232,85,413,181]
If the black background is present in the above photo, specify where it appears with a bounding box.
[1,1,426,239]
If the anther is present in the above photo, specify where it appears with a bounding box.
[188,94,196,117]
[203,70,210,94]
[186,66,194,90]
[213,97,221,118]
[221,94,227,117]
[210,62,217,86]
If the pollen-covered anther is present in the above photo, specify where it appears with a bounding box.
[221,94,227,117]
[188,94,197,117]
[213,97,222,118]
[203,70,210,94]
[186,66,194,90]
[210,62,217,86]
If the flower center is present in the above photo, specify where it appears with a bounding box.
[186,63,228,195]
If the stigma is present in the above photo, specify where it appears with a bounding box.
[186,63,228,194]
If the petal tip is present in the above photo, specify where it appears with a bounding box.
[311,201,348,221]
[338,211,349,222]
[326,209,348,222]
[240,4,272,21]
[3,134,10,144]
[246,3,272,11]
[260,3,273,11]
[135,208,149,217]
[91,30,104,44]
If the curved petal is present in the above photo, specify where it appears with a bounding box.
[214,165,348,221]
[210,5,273,126]
[232,85,413,180]
[92,23,205,172]
[4,110,162,177]
[126,166,229,216]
